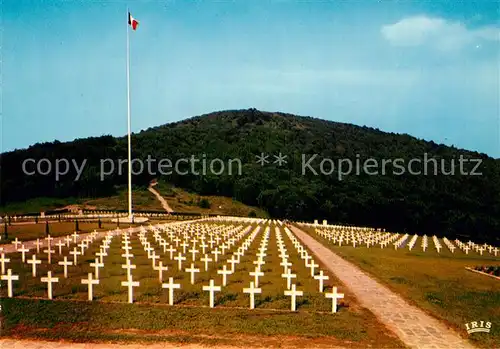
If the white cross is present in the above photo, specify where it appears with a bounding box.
[64,236,71,247]
[18,245,29,263]
[212,249,221,262]
[55,240,65,254]
[43,247,55,264]
[90,258,104,279]
[174,253,186,270]
[494,247,498,257]
[200,242,208,254]
[281,269,296,289]
[0,253,9,274]
[189,247,199,261]
[202,279,221,308]
[96,251,107,262]
[72,232,79,243]
[27,254,42,277]
[280,260,292,272]
[325,286,344,313]
[58,256,73,278]
[166,245,176,259]
[121,260,136,279]
[12,238,21,250]
[78,242,87,255]
[314,270,329,292]
[180,241,189,254]
[463,245,470,255]
[243,281,261,309]
[253,259,265,268]
[144,246,154,258]
[162,277,181,305]
[45,235,54,246]
[121,251,134,259]
[309,261,319,277]
[35,238,43,253]
[1,269,19,298]
[256,252,266,259]
[217,265,232,286]
[70,247,81,265]
[185,263,200,285]
[200,254,213,271]
[227,256,239,273]
[121,276,140,303]
[220,243,229,255]
[150,253,160,268]
[154,261,169,283]
[249,268,264,287]
[284,284,303,311]
[81,272,99,301]
[41,271,59,299]
[173,237,181,247]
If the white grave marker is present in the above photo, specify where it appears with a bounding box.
[284,284,303,311]
[162,277,181,305]
[243,281,261,309]
[41,271,59,299]
[81,272,99,301]
[325,286,344,313]
[203,279,221,308]
[27,254,42,277]
[1,269,19,297]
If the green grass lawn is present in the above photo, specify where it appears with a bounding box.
[299,224,500,349]
[0,221,405,348]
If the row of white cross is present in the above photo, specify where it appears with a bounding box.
[282,226,344,312]
[1,229,124,300]
[2,220,346,313]
[310,225,498,257]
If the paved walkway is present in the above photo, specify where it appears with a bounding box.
[288,225,477,349]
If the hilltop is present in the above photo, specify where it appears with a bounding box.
[1,109,499,243]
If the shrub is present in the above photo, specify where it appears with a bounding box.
[198,198,210,209]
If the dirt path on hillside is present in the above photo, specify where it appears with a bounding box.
[288,224,477,349]
[148,183,174,213]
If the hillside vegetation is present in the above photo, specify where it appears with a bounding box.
[2,109,499,243]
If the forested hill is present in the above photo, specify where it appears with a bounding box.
[2,109,499,243]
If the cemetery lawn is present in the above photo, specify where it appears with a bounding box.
[0,221,406,348]
[0,297,404,348]
[301,226,500,349]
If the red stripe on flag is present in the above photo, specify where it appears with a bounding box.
[128,12,139,30]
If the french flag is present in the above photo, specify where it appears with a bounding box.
[128,12,139,30]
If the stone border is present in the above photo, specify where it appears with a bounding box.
[465,267,500,281]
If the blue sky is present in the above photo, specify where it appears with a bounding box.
[3,0,500,157]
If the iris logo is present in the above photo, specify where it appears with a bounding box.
[465,320,492,334]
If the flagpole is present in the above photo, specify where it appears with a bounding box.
[126,7,133,221]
